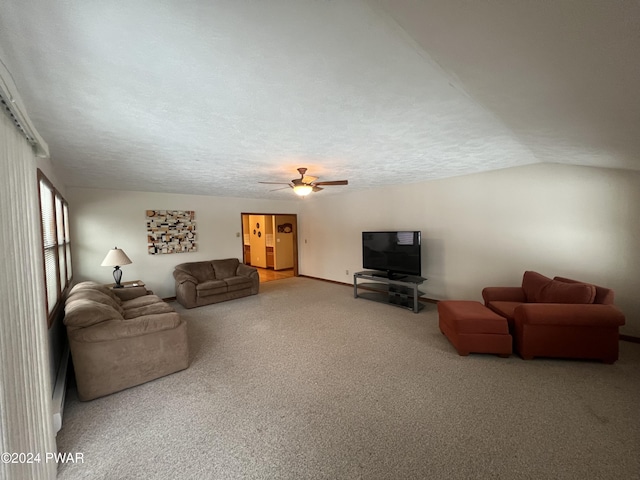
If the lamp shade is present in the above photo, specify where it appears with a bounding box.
[101,247,132,267]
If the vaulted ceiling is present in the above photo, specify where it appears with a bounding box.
[1,1,638,199]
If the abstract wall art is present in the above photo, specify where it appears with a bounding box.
[146,210,197,254]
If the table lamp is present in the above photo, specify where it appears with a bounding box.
[101,247,132,288]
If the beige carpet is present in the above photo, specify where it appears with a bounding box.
[56,277,640,480]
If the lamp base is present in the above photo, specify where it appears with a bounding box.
[113,266,123,287]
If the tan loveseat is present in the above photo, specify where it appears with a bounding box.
[64,281,189,401]
[173,258,259,309]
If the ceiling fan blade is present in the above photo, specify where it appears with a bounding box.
[313,180,348,186]
[301,175,318,184]
[269,186,292,192]
[259,181,291,185]
[312,186,324,192]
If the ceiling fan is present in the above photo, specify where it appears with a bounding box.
[259,167,348,197]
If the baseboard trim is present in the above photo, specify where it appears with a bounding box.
[620,334,640,344]
[169,275,634,338]
[419,297,439,305]
[299,274,351,287]
[52,343,70,434]
[299,274,439,304]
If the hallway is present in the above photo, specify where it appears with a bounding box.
[255,268,295,283]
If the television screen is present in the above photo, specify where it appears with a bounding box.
[362,231,421,277]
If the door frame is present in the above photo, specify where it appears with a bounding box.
[240,213,299,276]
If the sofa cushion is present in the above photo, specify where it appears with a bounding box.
[487,301,524,323]
[553,276,614,305]
[67,289,124,315]
[225,276,252,292]
[196,279,227,297]
[213,258,240,280]
[64,299,124,328]
[121,295,165,309]
[175,261,215,282]
[538,279,596,304]
[521,271,552,302]
[70,281,123,305]
[69,313,182,342]
[124,302,175,319]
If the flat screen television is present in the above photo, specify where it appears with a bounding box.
[362,231,421,279]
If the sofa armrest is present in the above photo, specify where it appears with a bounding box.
[482,287,526,305]
[175,277,197,308]
[69,313,183,342]
[514,303,625,327]
[236,262,257,277]
[173,271,198,285]
[236,262,259,295]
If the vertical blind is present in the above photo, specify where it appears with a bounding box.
[0,102,57,480]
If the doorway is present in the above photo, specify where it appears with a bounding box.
[241,213,299,283]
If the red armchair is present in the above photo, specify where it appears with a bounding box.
[482,271,625,363]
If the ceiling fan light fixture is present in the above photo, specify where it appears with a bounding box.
[293,184,313,196]
[259,168,348,196]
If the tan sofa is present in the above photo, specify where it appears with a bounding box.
[173,258,259,309]
[64,281,189,401]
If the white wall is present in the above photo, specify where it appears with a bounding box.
[298,163,640,336]
[68,164,640,337]
[68,188,299,298]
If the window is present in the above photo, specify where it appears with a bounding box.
[38,170,72,326]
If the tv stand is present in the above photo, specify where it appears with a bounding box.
[387,273,407,281]
[370,271,407,281]
[353,271,426,313]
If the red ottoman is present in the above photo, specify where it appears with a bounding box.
[438,301,512,357]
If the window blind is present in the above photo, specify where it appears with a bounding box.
[38,172,71,320]
[55,195,66,288]
[39,178,58,313]
[64,203,72,281]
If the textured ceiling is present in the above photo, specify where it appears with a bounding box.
[0,1,638,200]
